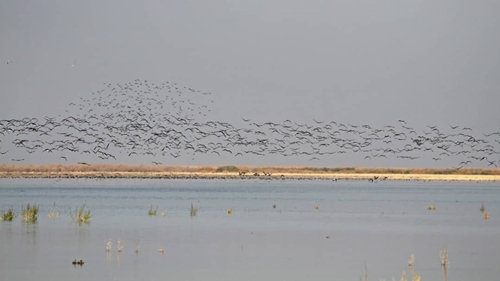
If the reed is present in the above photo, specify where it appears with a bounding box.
[71,204,91,223]
[190,203,198,217]
[47,202,60,218]
[1,208,16,221]
[407,253,415,267]
[483,211,490,220]
[148,205,158,216]
[22,203,39,222]
[440,249,449,266]
[427,205,437,210]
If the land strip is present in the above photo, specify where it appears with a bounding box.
[0,164,499,181]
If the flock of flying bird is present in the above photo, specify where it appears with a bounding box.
[1,79,500,169]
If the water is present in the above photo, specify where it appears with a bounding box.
[0,178,499,281]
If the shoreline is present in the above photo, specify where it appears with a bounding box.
[0,164,499,181]
[0,171,499,182]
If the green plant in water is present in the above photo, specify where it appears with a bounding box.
[190,203,198,217]
[1,208,16,221]
[22,203,39,222]
[148,205,158,216]
[71,204,91,224]
[427,205,437,210]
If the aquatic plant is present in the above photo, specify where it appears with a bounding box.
[427,205,437,210]
[480,203,485,213]
[440,249,449,266]
[1,208,16,221]
[117,238,123,252]
[47,202,60,218]
[71,204,91,223]
[106,239,112,252]
[407,253,415,267]
[148,205,158,216]
[190,203,198,217]
[22,203,39,222]
[483,211,490,220]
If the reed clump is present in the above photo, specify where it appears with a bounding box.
[440,249,449,266]
[47,202,60,218]
[427,205,437,210]
[407,253,415,267]
[148,205,158,216]
[22,203,39,222]
[71,204,91,223]
[190,203,199,217]
[1,208,16,221]
[483,211,490,220]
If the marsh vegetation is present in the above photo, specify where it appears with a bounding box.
[148,205,158,216]
[71,204,91,224]
[21,203,39,222]
[1,207,15,221]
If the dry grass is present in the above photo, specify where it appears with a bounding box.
[407,254,415,267]
[0,164,499,182]
[440,249,449,266]
[47,202,60,218]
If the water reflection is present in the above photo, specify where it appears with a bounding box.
[22,221,38,245]
[441,265,448,281]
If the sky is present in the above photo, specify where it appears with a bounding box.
[1,0,499,168]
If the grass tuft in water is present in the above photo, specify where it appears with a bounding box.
[148,205,158,216]
[407,253,415,267]
[440,249,449,266]
[71,204,91,224]
[480,203,485,213]
[22,203,39,222]
[47,202,60,218]
[427,205,437,210]
[483,211,490,220]
[1,208,16,221]
[190,203,198,217]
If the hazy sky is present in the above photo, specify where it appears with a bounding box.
[1,1,499,168]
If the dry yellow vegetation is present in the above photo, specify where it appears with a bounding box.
[0,164,499,181]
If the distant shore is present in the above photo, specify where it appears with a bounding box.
[0,164,499,181]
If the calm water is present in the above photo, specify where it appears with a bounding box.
[0,178,499,281]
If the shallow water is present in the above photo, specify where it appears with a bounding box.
[0,178,499,281]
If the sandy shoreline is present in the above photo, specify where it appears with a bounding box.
[0,171,499,181]
[0,164,499,181]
